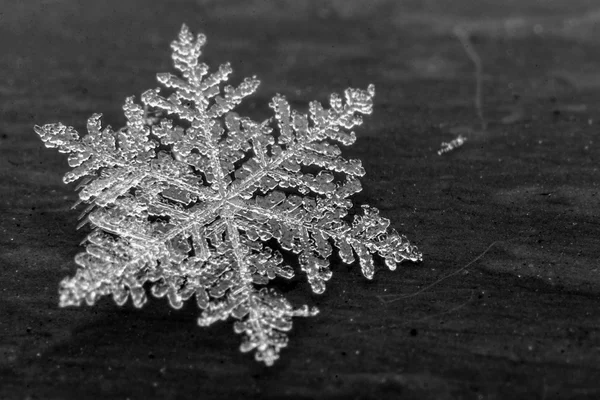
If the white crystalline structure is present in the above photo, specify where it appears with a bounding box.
[34,24,422,365]
[437,134,467,155]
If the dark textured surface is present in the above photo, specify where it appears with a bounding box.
[1,1,599,399]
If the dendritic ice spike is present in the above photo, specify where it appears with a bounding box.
[34,24,422,366]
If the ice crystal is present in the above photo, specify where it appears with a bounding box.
[34,24,422,365]
[438,134,467,155]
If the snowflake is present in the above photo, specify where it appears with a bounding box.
[34,24,422,365]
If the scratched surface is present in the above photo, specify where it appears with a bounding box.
[1,1,599,399]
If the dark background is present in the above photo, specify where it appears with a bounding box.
[1,0,599,398]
